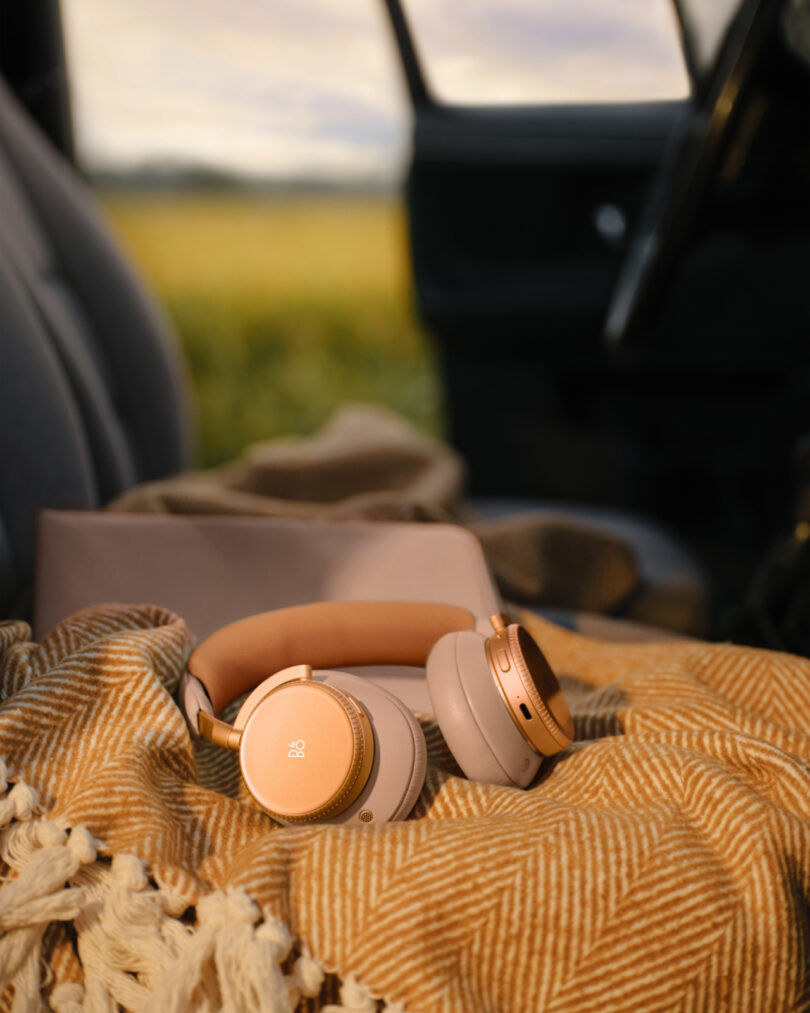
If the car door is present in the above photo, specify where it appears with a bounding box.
[383,0,689,501]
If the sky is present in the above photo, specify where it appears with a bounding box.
[61,0,690,184]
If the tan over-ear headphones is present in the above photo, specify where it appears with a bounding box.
[178,602,574,826]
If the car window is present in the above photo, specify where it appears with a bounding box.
[404,0,690,105]
[677,0,747,79]
[60,0,408,185]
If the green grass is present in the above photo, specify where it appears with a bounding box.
[99,192,442,468]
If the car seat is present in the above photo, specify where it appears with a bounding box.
[0,75,191,616]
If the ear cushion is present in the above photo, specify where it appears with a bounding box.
[427,632,541,788]
[320,672,427,824]
[382,692,429,822]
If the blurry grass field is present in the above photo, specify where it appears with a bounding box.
[99,192,442,469]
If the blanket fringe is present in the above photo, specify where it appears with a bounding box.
[0,762,394,1012]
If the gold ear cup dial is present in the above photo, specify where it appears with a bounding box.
[486,614,574,756]
[239,682,374,822]
[508,625,574,749]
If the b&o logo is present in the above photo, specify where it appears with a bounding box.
[287,739,306,758]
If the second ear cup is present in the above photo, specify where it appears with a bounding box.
[427,632,542,788]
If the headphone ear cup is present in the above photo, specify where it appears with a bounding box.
[427,632,542,788]
[319,672,427,823]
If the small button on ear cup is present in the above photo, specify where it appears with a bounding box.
[427,632,542,788]
[319,672,427,824]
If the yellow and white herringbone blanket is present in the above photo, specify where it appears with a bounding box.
[0,603,808,1012]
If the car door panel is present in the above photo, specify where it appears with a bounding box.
[409,102,683,332]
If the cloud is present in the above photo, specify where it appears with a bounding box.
[407,0,689,104]
[61,0,689,181]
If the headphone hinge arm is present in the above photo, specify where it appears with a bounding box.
[198,712,242,751]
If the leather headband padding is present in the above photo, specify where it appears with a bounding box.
[189,601,477,714]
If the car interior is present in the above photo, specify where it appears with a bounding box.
[4,0,810,652]
[2,0,810,1008]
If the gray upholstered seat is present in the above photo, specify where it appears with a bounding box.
[0,76,192,615]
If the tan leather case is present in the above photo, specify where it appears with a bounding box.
[34,511,501,712]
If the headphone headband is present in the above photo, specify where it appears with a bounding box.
[188,601,477,713]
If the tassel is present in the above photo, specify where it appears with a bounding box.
[287,950,325,1006]
[0,781,39,829]
[209,892,293,1012]
[49,982,85,1013]
[322,974,379,1013]
[0,771,98,1008]
[76,854,190,1011]
[0,823,96,996]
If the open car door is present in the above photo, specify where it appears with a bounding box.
[383,0,810,623]
[382,0,686,501]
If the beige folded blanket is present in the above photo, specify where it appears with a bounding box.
[0,603,808,1011]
